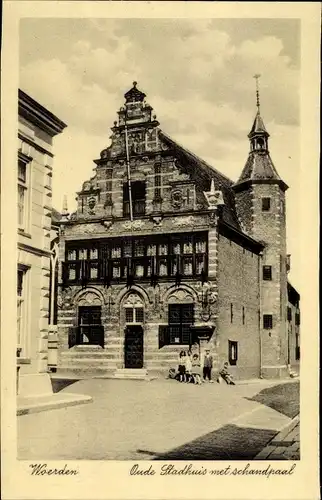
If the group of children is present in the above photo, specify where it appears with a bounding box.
[173,348,235,385]
[177,348,214,385]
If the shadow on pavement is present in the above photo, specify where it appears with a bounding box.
[51,378,80,394]
[137,424,276,460]
[245,382,300,419]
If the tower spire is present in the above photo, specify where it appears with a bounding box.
[254,73,261,114]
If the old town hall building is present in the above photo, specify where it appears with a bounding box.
[56,82,300,380]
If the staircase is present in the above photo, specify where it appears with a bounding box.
[57,345,117,378]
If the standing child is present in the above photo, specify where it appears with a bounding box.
[185,350,192,383]
[178,351,186,382]
[191,354,202,385]
[203,348,213,382]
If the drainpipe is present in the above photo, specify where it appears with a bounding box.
[48,242,59,371]
[258,252,263,378]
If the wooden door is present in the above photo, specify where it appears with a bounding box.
[124,325,144,368]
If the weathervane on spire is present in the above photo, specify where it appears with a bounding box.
[253,74,261,113]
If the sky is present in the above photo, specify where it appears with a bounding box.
[19,18,300,288]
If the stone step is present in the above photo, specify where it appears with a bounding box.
[59,358,120,365]
[113,368,149,380]
[60,351,119,359]
[56,367,115,377]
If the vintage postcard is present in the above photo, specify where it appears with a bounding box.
[1,2,320,500]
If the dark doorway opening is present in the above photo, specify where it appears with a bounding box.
[124,325,144,368]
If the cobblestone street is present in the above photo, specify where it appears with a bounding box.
[18,378,298,461]
[255,416,300,460]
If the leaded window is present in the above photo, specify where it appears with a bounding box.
[168,303,194,345]
[64,232,208,284]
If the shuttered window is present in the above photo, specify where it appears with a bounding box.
[168,304,194,345]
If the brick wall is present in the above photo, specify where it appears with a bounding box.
[217,233,261,380]
[252,184,288,373]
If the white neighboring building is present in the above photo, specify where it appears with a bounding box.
[17,89,66,395]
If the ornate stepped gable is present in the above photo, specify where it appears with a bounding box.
[70,82,243,228]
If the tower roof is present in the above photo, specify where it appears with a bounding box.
[234,76,288,192]
[248,111,269,137]
[124,81,146,103]
[235,153,287,188]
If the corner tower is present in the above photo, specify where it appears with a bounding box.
[233,76,289,378]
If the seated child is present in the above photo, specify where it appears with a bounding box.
[219,362,235,385]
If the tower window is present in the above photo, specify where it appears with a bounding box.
[262,198,271,212]
[242,306,245,325]
[230,303,233,323]
[228,340,238,366]
[263,314,273,329]
[263,265,272,280]
[287,307,292,322]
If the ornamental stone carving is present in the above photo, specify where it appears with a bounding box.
[152,216,163,225]
[172,216,194,227]
[122,220,144,231]
[77,292,102,306]
[171,189,184,209]
[204,179,225,209]
[168,289,194,304]
[101,220,113,230]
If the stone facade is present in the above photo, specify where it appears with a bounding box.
[17,90,66,392]
[55,82,299,380]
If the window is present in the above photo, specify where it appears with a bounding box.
[263,314,273,329]
[64,232,208,284]
[18,159,28,229]
[168,303,194,344]
[230,303,233,323]
[123,181,146,217]
[287,307,292,322]
[77,306,103,347]
[228,340,238,366]
[154,163,162,201]
[67,249,77,261]
[46,173,52,188]
[242,306,245,325]
[295,312,300,326]
[17,267,28,356]
[263,265,272,280]
[262,198,271,212]
[125,306,144,324]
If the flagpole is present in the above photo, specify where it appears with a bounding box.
[124,121,133,221]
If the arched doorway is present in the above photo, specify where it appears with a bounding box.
[123,294,144,368]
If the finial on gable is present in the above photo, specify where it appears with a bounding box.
[204,179,225,210]
[61,194,69,221]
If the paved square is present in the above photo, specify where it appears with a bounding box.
[18,378,288,460]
